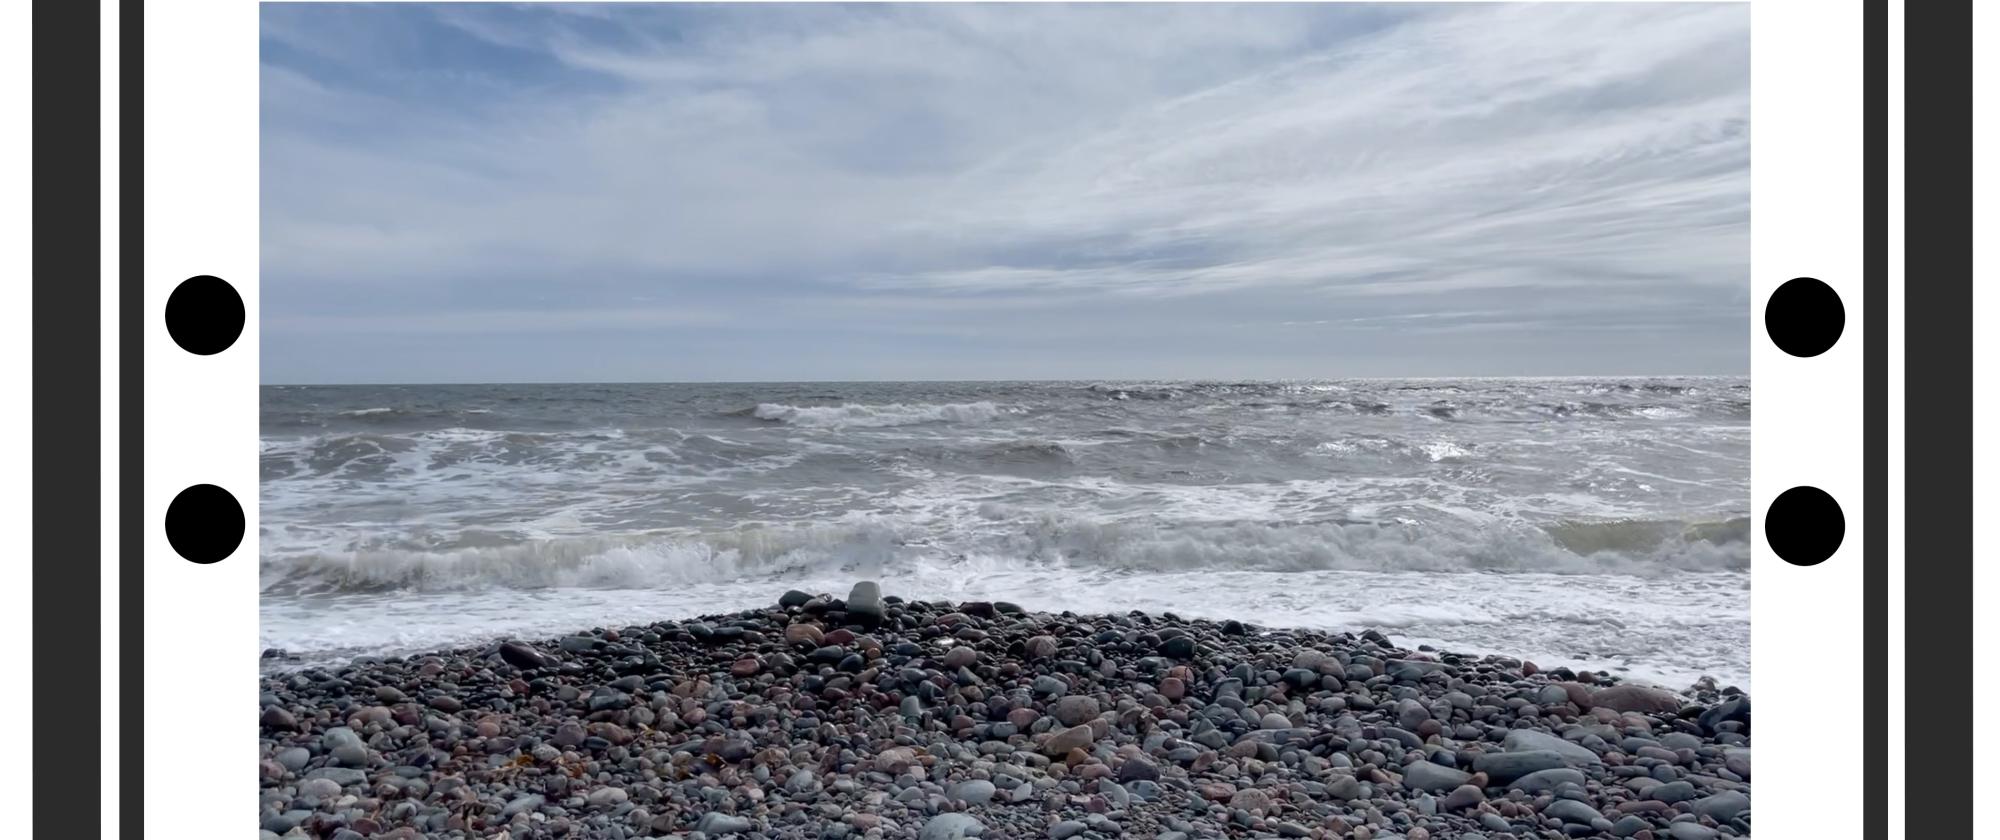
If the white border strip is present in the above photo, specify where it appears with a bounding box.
[1750,0,1867,834]
[143,0,260,830]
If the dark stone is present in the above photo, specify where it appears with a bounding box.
[498,642,555,670]
[1472,750,1567,783]
[1698,695,1751,735]
[847,581,884,623]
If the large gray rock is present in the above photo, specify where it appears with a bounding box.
[696,813,755,835]
[1647,780,1698,803]
[919,813,986,840]
[259,706,298,731]
[1472,750,1567,783]
[1117,755,1160,782]
[500,795,544,818]
[1698,695,1751,734]
[1507,767,1587,793]
[946,779,997,805]
[320,726,363,751]
[302,767,367,787]
[1543,799,1604,824]
[1048,822,1088,840]
[1502,729,1602,765]
[1403,760,1473,792]
[1386,659,1449,682]
[1591,684,1684,714]
[1690,790,1751,822]
[1397,698,1432,729]
[1043,724,1095,756]
[1052,696,1101,727]
[783,770,820,795]
[1667,824,1720,840]
[274,747,310,772]
[498,641,555,670]
[1440,784,1484,811]
[846,581,884,623]
[1724,746,1751,779]
[1611,815,1652,837]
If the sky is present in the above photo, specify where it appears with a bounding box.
[261,3,1750,384]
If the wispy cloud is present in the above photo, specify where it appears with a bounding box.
[261,3,1748,383]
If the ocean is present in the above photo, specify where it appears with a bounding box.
[258,378,1750,688]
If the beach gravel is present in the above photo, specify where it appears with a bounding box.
[258,581,1750,839]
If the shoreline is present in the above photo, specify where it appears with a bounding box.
[260,568,1751,693]
[259,583,1750,839]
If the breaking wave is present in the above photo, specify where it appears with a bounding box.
[749,401,1013,428]
[259,513,1751,596]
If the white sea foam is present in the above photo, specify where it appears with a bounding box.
[259,509,1750,599]
[751,401,1012,428]
[1421,440,1471,461]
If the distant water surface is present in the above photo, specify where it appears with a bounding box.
[260,378,1750,688]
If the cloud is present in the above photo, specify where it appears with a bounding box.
[260,3,1748,383]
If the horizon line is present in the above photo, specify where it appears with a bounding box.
[260,372,1752,388]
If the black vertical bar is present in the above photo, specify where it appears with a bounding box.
[32,0,102,835]
[122,0,146,836]
[1903,0,1970,837]
[1861,1,1887,839]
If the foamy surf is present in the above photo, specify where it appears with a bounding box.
[749,401,1015,428]
[261,377,1750,687]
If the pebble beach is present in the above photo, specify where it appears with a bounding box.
[258,582,1750,840]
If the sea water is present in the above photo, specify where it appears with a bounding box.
[260,378,1750,688]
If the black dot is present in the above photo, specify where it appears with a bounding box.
[165,484,245,564]
[165,275,245,355]
[1764,485,1844,566]
[1764,277,1844,357]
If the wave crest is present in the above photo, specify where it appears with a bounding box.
[750,401,1012,428]
[260,513,1751,595]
